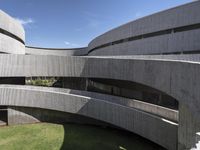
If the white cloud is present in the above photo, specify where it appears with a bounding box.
[64,41,70,45]
[135,12,142,19]
[15,18,35,26]
[64,41,79,47]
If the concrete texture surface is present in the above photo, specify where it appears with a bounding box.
[1,1,200,149]
[0,54,199,149]
[88,1,200,55]
[0,54,200,149]
[0,10,25,42]
[0,85,178,150]
[0,84,178,122]
[0,10,25,54]
[0,33,25,54]
[88,29,200,55]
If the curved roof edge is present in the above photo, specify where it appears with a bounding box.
[26,46,87,51]
[88,1,198,47]
[25,46,88,56]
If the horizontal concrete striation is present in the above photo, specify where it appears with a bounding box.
[0,54,199,149]
[25,46,87,56]
[0,54,199,121]
[1,2,200,149]
[0,84,178,122]
[89,29,200,55]
[7,106,112,126]
[0,33,25,54]
[90,54,200,62]
[89,1,200,49]
[0,10,25,42]
[0,10,25,54]
[0,54,199,110]
[0,85,177,150]
[88,1,200,55]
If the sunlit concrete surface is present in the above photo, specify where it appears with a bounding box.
[0,1,200,150]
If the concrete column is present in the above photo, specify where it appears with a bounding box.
[178,104,200,150]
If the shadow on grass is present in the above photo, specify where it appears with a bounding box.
[60,123,165,150]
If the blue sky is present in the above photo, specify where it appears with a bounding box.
[1,0,192,48]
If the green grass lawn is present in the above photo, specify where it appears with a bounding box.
[0,123,164,150]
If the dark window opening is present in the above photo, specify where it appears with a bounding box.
[0,106,8,126]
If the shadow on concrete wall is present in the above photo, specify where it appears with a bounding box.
[76,57,200,150]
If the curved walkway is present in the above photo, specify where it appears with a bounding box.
[0,84,178,150]
[0,54,199,149]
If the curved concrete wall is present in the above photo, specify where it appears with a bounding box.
[0,33,25,54]
[0,54,199,149]
[100,54,200,62]
[1,2,200,149]
[0,84,178,122]
[0,10,25,42]
[89,29,200,55]
[0,85,177,150]
[88,1,200,55]
[0,54,199,120]
[0,10,25,54]
[25,46,87,56]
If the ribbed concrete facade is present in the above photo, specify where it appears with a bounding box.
[88,2,200,56]
[0,10,25,54]
[0,1,200,150]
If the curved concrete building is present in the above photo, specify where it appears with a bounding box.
[88,1,200,56]
[25,46,87,56]
[0,1,200,150]
[0,10,25,54]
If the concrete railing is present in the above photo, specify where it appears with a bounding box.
[0,84,178,122]
[0,85,178,150]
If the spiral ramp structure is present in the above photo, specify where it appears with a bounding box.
[1,1,200,150]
